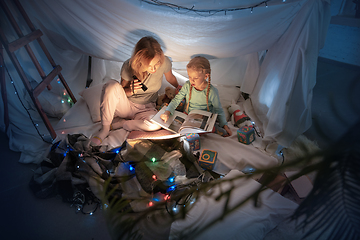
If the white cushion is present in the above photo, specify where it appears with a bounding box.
[78,83,104,122]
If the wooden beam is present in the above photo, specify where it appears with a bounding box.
[32,65,62,98]
[0,30,56,139]
[8,29,43,53]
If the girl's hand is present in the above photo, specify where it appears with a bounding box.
[160,111,170,122]
[224,125,232,137]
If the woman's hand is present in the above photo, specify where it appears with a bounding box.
[130,79,143,95]
[121,78,143,96]
[224,125,232,137]
[160,111,170,122]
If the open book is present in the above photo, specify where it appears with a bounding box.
[150,105,217,136]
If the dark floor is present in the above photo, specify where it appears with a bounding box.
[0,57,359,240]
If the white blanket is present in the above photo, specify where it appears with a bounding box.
[169,170,298,240]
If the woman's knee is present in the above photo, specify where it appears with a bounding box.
[102,80,124,99]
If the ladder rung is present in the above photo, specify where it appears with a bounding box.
[32,65,62,98]
[8,29,43,52]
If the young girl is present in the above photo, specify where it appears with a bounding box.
[91,36,178,145]
[160,56,232,137]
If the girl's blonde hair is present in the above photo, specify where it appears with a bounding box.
[130,36,165,80]
[186,56,211,113]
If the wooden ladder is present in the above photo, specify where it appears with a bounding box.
[0,0,77,140]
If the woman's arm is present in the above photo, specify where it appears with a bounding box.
[164,70,179,88]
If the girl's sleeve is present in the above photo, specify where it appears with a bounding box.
[210,87,228,127]
[166,82,189,114]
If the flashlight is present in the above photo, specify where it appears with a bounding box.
[132,75,148,92]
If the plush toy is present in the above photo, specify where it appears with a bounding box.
[156,86,177,110]
[228,102,252,128]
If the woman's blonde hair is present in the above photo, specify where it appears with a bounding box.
[186,56,211,112]
[130,36,165,80]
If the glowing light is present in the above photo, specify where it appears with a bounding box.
[62,131,65,134]
[258,74,280,108]
[168,176,175,183]
[167,185,176,192]
[129,165,134,171]
[61,100,65,103]
[112,147,122,154]
[164,194,170,201]
[63,119,66,122]
[152,175,157,180]
[148,201,154,207]
[151,157,156,162]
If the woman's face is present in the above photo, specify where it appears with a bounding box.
[146,55,162,74]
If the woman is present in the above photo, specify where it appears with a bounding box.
[91,36,178,145]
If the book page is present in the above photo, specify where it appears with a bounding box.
[180,109,217,133]
[150,106,188,134]
[181,113,208,130]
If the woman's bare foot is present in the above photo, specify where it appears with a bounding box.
[111,118,126,130]
[91,125,110,145]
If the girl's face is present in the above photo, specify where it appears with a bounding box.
[187,68,209,90]
[146,55,162,74]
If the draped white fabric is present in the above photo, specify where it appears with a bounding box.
[0,0,330,163]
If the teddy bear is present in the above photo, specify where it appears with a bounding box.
[228,102,252,128]
[156,86,177,110]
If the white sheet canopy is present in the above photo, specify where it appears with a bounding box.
[0,0,331,163]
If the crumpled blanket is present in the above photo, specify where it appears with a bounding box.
[29,134,217,213]
[29,133,120,213]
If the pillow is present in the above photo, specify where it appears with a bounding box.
[213,84,241,121]
[28,81,70,119]
[38,90,71,119]
[78,83,104,122]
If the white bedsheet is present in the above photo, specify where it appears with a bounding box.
[54,98,129,148]
[198,124,279,174]
[54,98,279,174]
[169,170,299,240]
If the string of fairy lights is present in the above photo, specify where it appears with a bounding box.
[3,62,73,143]
[140,0,287,16]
